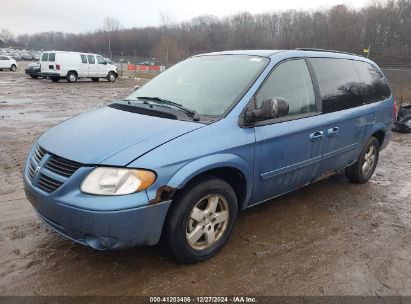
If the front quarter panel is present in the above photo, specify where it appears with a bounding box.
[128,118,256,209]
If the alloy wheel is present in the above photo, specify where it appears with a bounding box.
[186,194,229,250]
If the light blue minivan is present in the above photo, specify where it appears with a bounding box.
[24,49,394,263]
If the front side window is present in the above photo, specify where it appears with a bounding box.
[127,55,269,116]
[255,59,316,116]
[353,61,391,103]
[81,54,87,64]
[41,53,48,61]
[96,56,106,64]
[87,55,96,64]
[48,53,55,62]
[310,58,362,113]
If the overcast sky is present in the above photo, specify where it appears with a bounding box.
[3,0,370,35]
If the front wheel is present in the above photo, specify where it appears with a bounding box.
[30,75,38,79]
[165,177,238,264]
[346,136,380,183]
[10,65,17,72]
[107,71,117,82]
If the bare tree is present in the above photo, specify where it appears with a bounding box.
[103,17,121,59]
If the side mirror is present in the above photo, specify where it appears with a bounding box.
[245,98,289,122]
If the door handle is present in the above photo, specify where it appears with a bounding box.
[327,127,340,136]
[309,131,324,141]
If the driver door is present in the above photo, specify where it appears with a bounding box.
[251,58,327,204]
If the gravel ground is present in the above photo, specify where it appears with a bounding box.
[0,62,410,296]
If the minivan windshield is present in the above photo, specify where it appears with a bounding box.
[126,55,269,116]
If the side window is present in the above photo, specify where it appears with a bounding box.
[310,58,362,113]
[81,54,88,64]
[96,56,106,64]
[87,55,95,64]
[354,61,391,103]
[255,59,316,116]
[0,56,7,60]
[41,53,48,61]
[48,53,56,62]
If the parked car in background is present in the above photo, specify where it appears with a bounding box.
[0,56,18,71]
[24,49,394,263]
[40,51,118,83]
[25,62,42,78]
[21,53,33,61]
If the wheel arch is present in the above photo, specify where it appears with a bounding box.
[67,70,78,76]
[165,154,253,211]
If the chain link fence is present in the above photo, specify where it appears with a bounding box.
[111,46,411,104]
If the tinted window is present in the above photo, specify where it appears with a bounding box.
[310,58,362,113]
[81,54,87,64]
[354,61,391,103]
[0,56,8,60]
[87,55,95,64]
[96,56,106,64]
[41,53,48,61]
[48,53,56,62]
[256,59,316,116]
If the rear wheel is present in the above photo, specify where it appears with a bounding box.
[91,77,99,82]
[107,71,117,82]
[165,177,238,264]
[50,77,60,82]
[346,136,380,183]
[66,71,78,83]
[30,75,38,79]
[10,65,17,72]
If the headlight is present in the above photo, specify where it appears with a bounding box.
[81,167,156,195]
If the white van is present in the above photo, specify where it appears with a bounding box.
[40,51,118,83]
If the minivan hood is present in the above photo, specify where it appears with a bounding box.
[38,106,203,165]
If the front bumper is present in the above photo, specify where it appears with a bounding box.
[25,69,41,76]
[25,183,170,249]
[23,145,171,250]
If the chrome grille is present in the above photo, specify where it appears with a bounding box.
[27,144,83,194]
[37,173,63,193]
[46,155,81,177]
[33,145,47,163]
[28,162,36,181]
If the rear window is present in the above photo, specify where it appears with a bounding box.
[41,53,48,61]
[353,61,391,103]
[310,58,362,113]
[48,53,55,62]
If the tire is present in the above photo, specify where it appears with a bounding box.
[30,75,38,79]
[10,65,17,72]
[107,71,117,82]
[346,136,380,184]
[66,71,78,83]
[91,78,99,82]
[50,77,60,82]
[165,177,238,264]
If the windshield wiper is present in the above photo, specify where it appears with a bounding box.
[136,96,200,121]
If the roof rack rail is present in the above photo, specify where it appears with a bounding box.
[295,48,359,56]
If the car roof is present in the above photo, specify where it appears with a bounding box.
[196,49,368,62]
